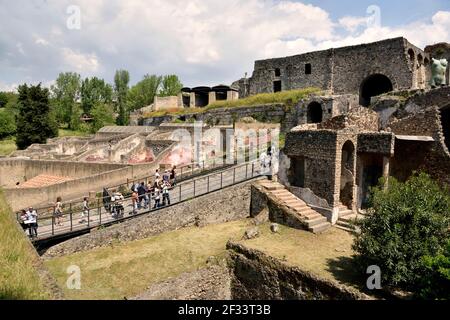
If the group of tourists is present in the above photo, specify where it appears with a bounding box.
[129,167,175,214]
[19,207,38,238]
[18,165,181,237]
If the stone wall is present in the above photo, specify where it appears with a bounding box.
[42,178,263,258]
[226,242,370,300]
[0,158,126,188]
[246,37,427,97]
[284,130,338,205]
[154,95,180,111]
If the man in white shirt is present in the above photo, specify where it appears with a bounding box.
[25,207,38,238]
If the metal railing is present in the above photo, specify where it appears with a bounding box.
[20,161,263,240]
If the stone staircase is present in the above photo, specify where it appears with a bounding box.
[259,180,331,234]
[336,204,365,233]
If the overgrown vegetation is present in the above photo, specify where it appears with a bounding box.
[353,173,450,299]
[143,88,321,118]
[0,190,50,299]
[0,138,17,156]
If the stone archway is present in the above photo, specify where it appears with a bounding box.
[359,74,394,107]
[340,141,355,208]
[307,102,323,123]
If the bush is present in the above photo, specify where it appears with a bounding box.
[90,102,115,133]
[0,111,16,139]
[419,239,450,299]
[353,172,450,291]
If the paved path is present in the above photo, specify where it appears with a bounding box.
[28,162,264,241]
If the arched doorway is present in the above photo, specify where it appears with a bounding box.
[340,141,355,208]
[307,102,323,123]
[359,74,393,107]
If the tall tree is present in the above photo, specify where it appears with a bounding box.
[0,92,9,108]
[16,84,58,150]
[114,70,130,126]
[90,102,115,133]
[159,74,183,97]
[128,74,162,111]
[80,77,113,114]
[51,72,81,128]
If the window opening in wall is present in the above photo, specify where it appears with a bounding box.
[275,68,281,77]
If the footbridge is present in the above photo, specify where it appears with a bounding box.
[22,161,264,246]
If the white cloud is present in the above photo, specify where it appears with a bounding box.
[61,48,100,73]
[339,16,368,33]
[0,1,449,89]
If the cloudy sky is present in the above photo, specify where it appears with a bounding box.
[1,0,450,91]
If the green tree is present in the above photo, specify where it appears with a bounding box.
[128,74,162,111]
[114,70,130,126]
[16,84,58,150]
[0,111,16,138]
[90,102,116,133]
[0,92,9,108]
[80,77,113,114]
[159,74,183,97]
[353,173,450,291]
[51,72,81,128]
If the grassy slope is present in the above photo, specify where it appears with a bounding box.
[45,219,250,300]
[143,88,321,118]
[240,224,364,290]
[0,139,16,156]
[0,190,50,299]
[58,129,90,138]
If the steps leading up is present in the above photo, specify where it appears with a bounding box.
[258,180,331,234]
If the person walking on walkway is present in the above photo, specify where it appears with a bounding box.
[80,197,89,224]
[54,197,64,226]
[162,181,171,206]
[137,182,146,209]
[131,190,139,215]
[26,207,38,238]
[153,186,161,209]
[19,210,29,233]
[170,166,177,186]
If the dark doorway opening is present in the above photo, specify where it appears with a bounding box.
[182,94,190,108]
[305,63,312,75]
[340,141,355,208]
[216,91,227,101]
[307,102,323,123]
[441,106,450,151]
[360,74,393,107]
[273,80,282,93]
[195,92,209,107]
[361,165,383,209]
[289,157,305,188]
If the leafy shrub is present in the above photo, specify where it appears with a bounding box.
[0,111,16,139]
[419,239,450,299]
[353,172,450,291]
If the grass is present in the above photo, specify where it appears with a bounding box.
[44,219,250,300]
[239,224,365,290]
[58,129,90,138]
[0,138,17,156]
[0,190,50,299]
[143,88,321,118]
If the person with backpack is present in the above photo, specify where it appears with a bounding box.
[137,182,146,209]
